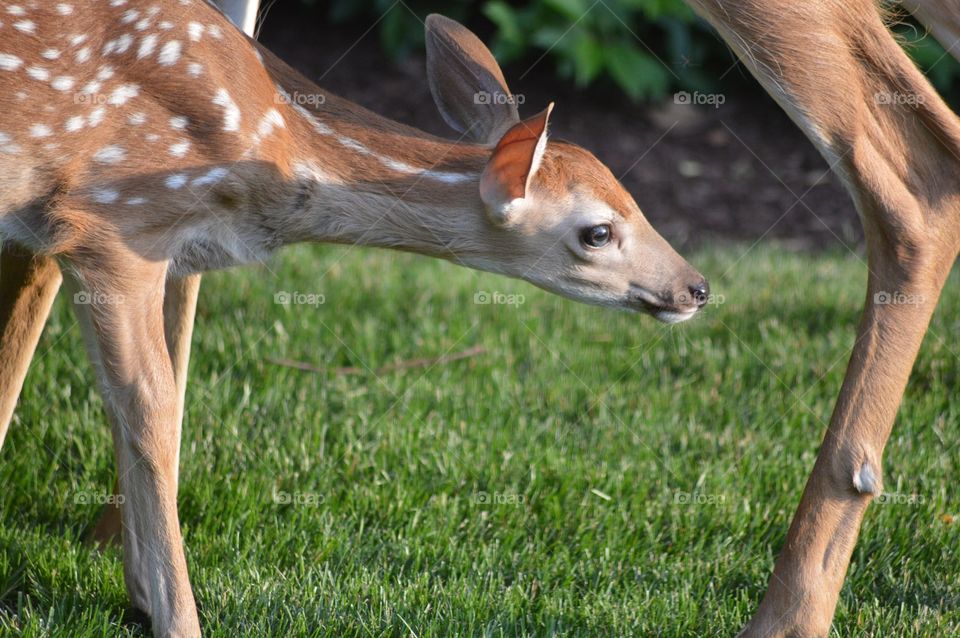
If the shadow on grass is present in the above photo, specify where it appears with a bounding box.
[0,520,152,636]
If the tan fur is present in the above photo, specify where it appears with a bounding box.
[3,1,959,637]
[682,1,960,636]
[0,3,704,637]
[0,244,61,448]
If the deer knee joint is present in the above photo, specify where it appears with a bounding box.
[852,460,881,497]
[833,448,883,498]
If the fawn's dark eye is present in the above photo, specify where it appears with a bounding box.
[580,224,612,248]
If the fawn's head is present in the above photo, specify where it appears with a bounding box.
[426,15,708,322]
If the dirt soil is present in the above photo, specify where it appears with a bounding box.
[258,4,861,250]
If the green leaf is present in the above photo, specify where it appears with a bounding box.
[484,1,522,45]
[604,42,671,101]
[572,34,604,86]
[543,0,590,22]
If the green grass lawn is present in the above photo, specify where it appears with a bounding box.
[1,243,958,637]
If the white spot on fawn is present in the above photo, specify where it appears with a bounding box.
[92,188,119,203]
[97,66,115,81]
[104,35,133,55]
[120,9,139,24]
[93,145,127,164]
[94,145,126,164]
[192,167,228,187]
[126,196,148,205]
[108,83,139,105]
[138,33,157,58]
[127,112,147,125]
[26,66,50,81]
[187,22,203,42]
[170,116,189,130]
[56,4,74,16]
[69,34,88,47]
[88,107,106,127]
[13,20,35,33]
[213,88,241,132]
[165,173,188,189]
[207,24,223,39]
[0,54,23,71]
[29,123,52,138]
[75,47,91,63]
[257,108,286,138]
[51,76,74,91]
[42,49,62,60]
[187,62,203,77]
[158,40,181,66]
[169,140,190,157]
[65,115,84,132]
[0,132,18,155]
[6,6,26,16]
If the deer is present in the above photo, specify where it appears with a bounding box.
[222,0,959,636]
[0,2,709,636]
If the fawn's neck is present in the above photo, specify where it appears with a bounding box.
[271,91,508,271]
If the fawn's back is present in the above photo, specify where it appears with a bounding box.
[0,1,305,261]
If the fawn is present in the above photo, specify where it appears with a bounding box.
[194,2,960,637]
[0,2,707,635]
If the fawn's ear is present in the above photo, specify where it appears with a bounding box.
[425,14,520,145]
[480,103,554,223]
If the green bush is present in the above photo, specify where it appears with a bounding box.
[309,0,960,103]
[482,0,719,100]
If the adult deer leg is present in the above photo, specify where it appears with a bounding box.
[682,0,960,635]
[70,253,199,637]
[0,243,62,450]
[90,274,201,546]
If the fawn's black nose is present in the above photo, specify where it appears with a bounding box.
[690,280,710,307]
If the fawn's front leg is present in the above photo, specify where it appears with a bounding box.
[70,255,200,638]
[90,274,201,546]
[682,0,960,635]
[0,242,62,450]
